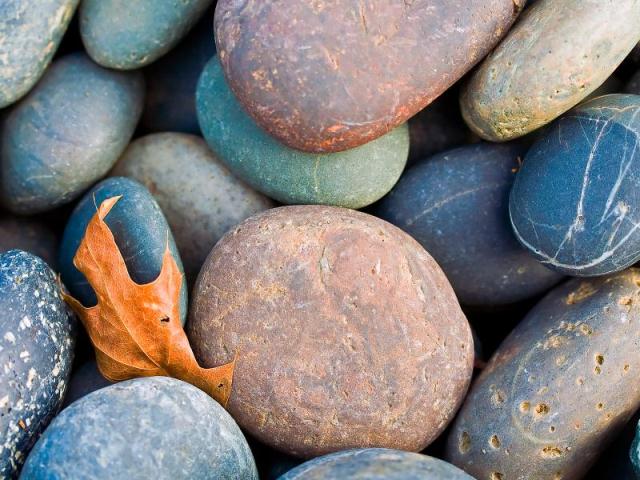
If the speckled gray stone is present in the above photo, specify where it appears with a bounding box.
[0,0,79,108]
[0,53,145,215]
[20,377,259,480]
[112,133,274,281]
[80,0,214,70]
[0,216,58,269]
[0,250,75,478]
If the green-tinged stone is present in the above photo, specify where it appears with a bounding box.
[196,57,409,209]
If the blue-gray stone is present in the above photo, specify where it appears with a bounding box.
[0,0,79,108]
[278,449,473,480]
[0,216,58,269]
[196,57,409,209]
[377,142,563,306]
[19,377,259,480]
[0,250,75,478]
[61,359,110,409]
[631,419,640,478]
[0,53,144,215]
[58,177,188,324]
[141,11,215,134]
[510,94,640,276]
[80,0,213,70]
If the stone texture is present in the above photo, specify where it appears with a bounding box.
[197,57,409,209]
[188,206,473,457]
[0,53,144,215]
[19,377,259,480]
[0,0,79,108]
[510,94,640,276]
[111,133,274,282]
[461,0,640,141]
[214,0,524,152]
[0,216,58,269]
[58,177,188,324]
[377,142,563,307]
[279,449,474,480]
[0,251,75,477]
[81,0,213,70]
[446,270,640,480]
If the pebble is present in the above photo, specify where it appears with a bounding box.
[510,94,640,276]
[446,270,640,480]
[0,216,58,269]
[80,0,213,70]
[111,133,274,281]
[0,53,144,215]
[196,57,409,209]
[377,142,563,306]
[19,377,259,479]
[461,0,640,141]
[188,206,473,457]
[0,0,79,108]
[58,177,188,324]
[0,250,75,477]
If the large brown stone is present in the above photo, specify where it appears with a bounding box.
[214,0,524,153]
[188,206,474,457]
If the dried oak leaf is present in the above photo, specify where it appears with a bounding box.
[62,196,235,406]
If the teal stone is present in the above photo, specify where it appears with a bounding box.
[0,53,144,215]
[196,57,409,209]
[0,0,79,108]
[80,0,213,70]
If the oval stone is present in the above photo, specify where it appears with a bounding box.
[141,12,215,134]
[0,216,58,269]
[279,449,473,480]
[214,0,524,152]
[0,53,144,215]
[58,177,188,324]
[377,142,563,307]
[0,251,75,477]
[111,133,274,281]
[19,377,259,479]
[197,57,409,209]
[461,0,640,142]
[0,0,79,108]
[510,94,640,276]
[446,270,640,480]
[188,206,473,457]
[80,0,213,70]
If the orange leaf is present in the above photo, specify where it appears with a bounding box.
[61,196,235,406]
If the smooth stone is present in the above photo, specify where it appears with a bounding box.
[279,449,473,480]
[377,142,563,307]
[446,271,640,480]
[0,251,75,477]
[20,377,259,479]
[188,206,473,457]
[0,53,144,215]
[61,359,110,408]
[141,12,215,134]
[196,57,409,209]
[58,177,188,324]
[111,133,274,281]
[0,0,79,108]
[0,216,58,269]
[80,0,213,70]
[214,0,524,152]
[461,0,640,142]
[510,94,640,276]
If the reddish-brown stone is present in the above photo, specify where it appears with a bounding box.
[188,206,474,457]
[214,0,524,153]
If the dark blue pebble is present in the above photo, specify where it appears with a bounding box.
[61,359,110,409]
[278,448,473,480]
[0,53,144,215]
[141,11,215,134]
[58,177,187,324]
[19,377,259,479]
[510,94,640,276]
[377,142,563,306]
[0,251,75,478]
